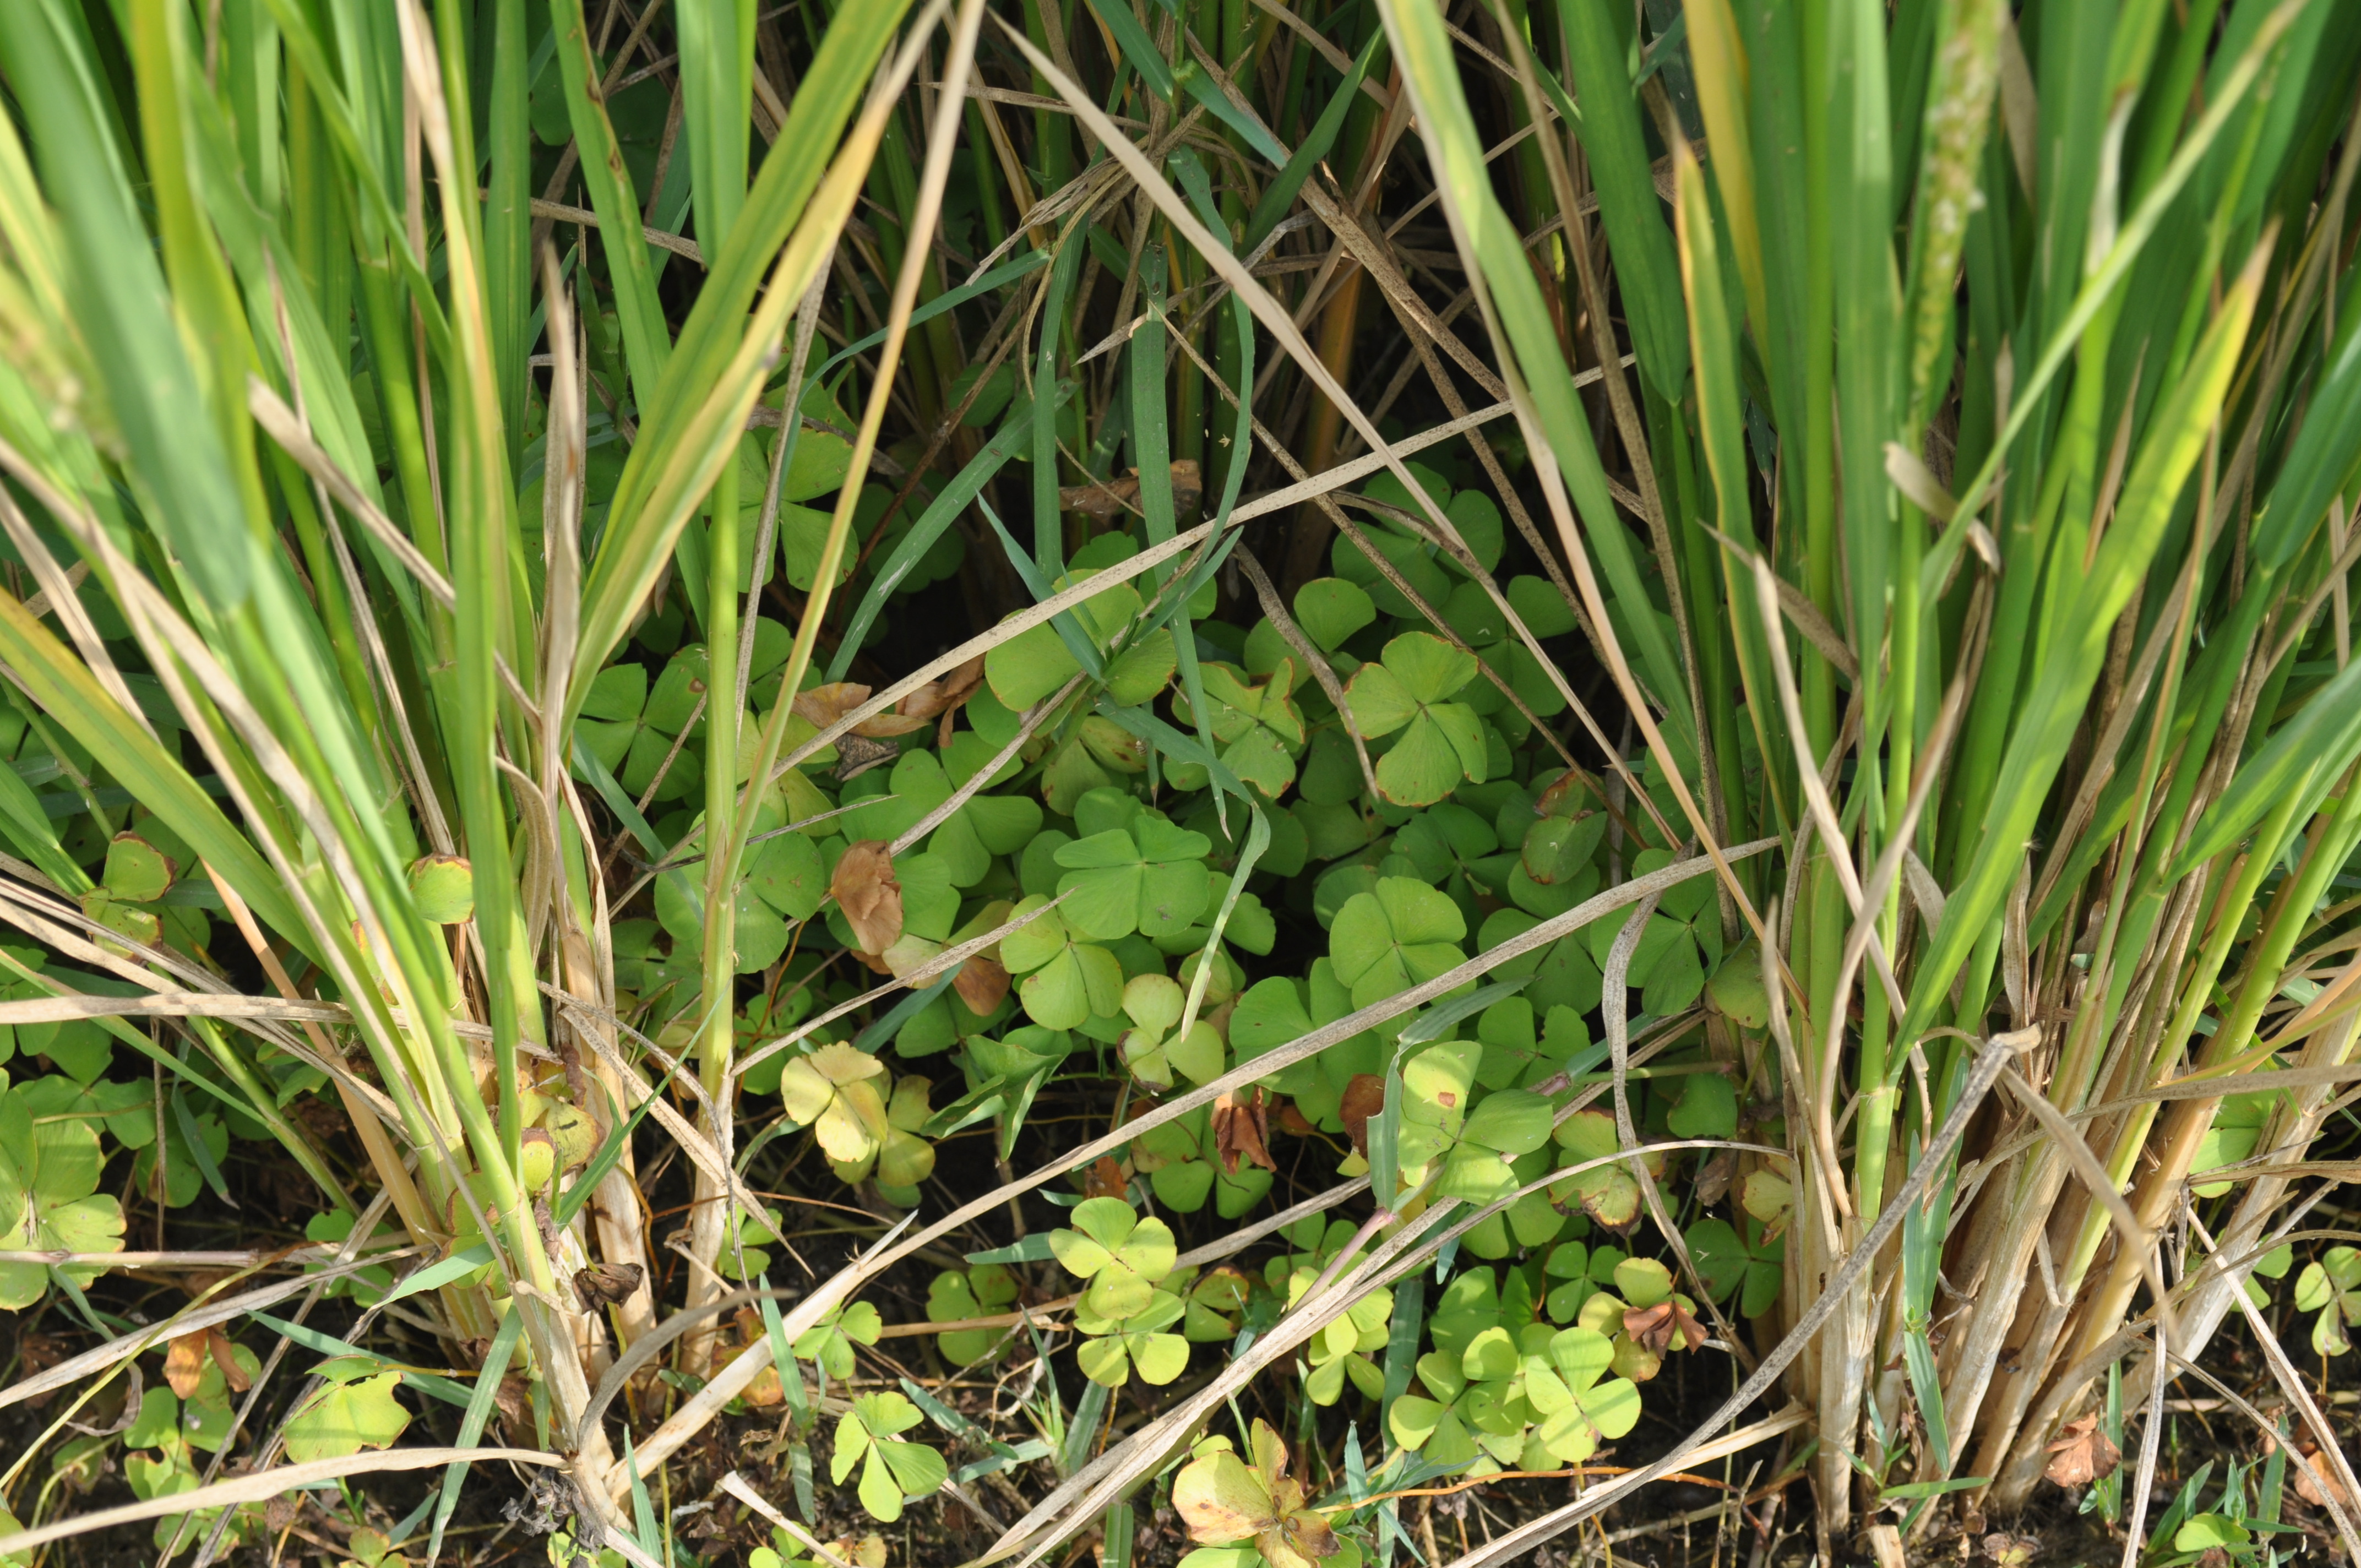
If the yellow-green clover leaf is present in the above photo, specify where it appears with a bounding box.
[281,1359,411,1463]
[1287,1272,1392,1406]
[1049,1195,1178,1319]
[826,1075,935,1196]
[778,1043,890,1166]
[1551,1109,1644,1232]
[830,1391,946,1522]
[2292,1245,2360,1356]
[1522,1325,1642,1463]
[1074,1287,1190,1387]
[1119,973,1226,1090]
[793,1300,884,1381]
[1396,1039,1480,1190]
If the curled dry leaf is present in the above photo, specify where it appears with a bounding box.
[164,1326,249,1399]
[1692,1150,1736,1208]
[954,952,1010,1015]
[572,1262,645,1311]
[795,658,984,753]
[1213,1088,1275,1175]
[896,655,986,723]
[833,841,904,954]
[1622,1299,1707,1356]
[833,1533,889,1568]
[793,682,932,738]
[1059,459,1203,520]
[2284,1434,2358,1512]
[2042,1412,2121,1488]
[1084,1156,1130,1200]
[1981,1533,2038,1567]
[1337,1073,1386,1157]
[831,732,900,781]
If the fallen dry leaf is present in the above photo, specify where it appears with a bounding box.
[1622,1299,1707,1356]
[2294,1440,2357,1512]
[834,1533,888,1568]
[1084,1156,1130,1200]
[493,1373,532,1428]
[792,682,930,738]
[572,1261,645,1311]
[1276,1104,1315,1137]
[2043,1412,2121,1488]
[1059,459,1203,520]
[896,655,986,723]
[1981,1533,2038,1567]
[832,841,904,954]
[832,732,900,781]
[164,1325,249,1398]
[1692,1150,1736,1207]
[1213,1089,1275,1175]
[1337,1073,1386,1157]
[954,953,1010,1015]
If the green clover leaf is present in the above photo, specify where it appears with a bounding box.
[1293,578,1377,651]
[1666,1071,1738,1140]
[999,896,1125,1030]
[1345,633,1487,805]
[928,1264,1019,1365]
[1048,1196,1178,1318]
[1184,1266,1253,1342]
[1073,1288,1189,1386]
[1438,1089,1555,1202]
[281,1363,411,1464]
[0,1086,127,1308]
[1178,662,1307,798]
[831,1391,946,1521]
[1684,1216,1785,1319]
[795,1300,884,1381]
[1329,876,1466,1010]
[1054,818,1215,941]
[1119,973,1227,1089]
[101,832,175,902]
[1524,1326,1641,1463]
[983,573,1173,711]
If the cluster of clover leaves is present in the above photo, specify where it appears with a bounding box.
[12,453,2337,1551]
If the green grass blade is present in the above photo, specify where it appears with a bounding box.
[1906,243,2266,1041]
[1557,0,1686,399]
[426,1305,524,1566]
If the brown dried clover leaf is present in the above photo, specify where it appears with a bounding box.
[831,840,904,954]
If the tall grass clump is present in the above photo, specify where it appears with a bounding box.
[0,1,2355,1565]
